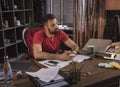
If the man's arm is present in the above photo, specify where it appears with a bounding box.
[64,38,79,53]
[33,44,71,60]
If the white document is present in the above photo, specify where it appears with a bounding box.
[38,60,71,69]
[26,67,61,83]
[38,55,90,68]
[114,54,120,60]
[73,54,90,63]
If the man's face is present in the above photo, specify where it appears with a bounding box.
[46,18,59,34]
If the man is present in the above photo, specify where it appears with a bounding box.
[33,14,79,61]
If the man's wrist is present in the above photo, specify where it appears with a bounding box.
[72,51,77,54]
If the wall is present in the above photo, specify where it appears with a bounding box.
[105,0,120,10]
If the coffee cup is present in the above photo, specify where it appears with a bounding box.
[87,45,95,54]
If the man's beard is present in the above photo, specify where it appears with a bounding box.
[48,28,59,35]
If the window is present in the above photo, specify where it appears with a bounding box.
[46,0,73,26]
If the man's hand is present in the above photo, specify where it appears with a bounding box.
[58,50,76,61]
[57,50,70,61]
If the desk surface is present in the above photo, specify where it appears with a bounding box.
[1,58,120,87]
[71,58,120,87]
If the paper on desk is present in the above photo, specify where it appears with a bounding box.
[114,54,120,60]
[73,54,90,63]
[26,67,61,83]
[38,55,90,68]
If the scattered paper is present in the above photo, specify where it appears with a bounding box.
[73,54,90,63]
[114,54,120,60]
[38,55,90,68]
[26,67,60,82]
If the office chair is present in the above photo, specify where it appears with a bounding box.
[22,27,42,58]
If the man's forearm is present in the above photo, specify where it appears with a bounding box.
[34,51,61,60]
[71,44,79,53]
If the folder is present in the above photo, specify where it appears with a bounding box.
[29,75,69,87]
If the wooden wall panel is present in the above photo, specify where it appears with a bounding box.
[105,0,120,10]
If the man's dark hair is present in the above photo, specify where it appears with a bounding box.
[42,14,56,25]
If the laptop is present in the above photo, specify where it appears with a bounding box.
[9,61,33,72]
[0,61,33,72]
[82,39,112,53]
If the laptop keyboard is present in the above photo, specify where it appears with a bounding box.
[10,62,33,71]
[0,62,33,72]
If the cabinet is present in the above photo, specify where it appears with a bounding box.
[0,0,33,63]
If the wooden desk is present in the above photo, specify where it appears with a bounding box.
[1,58,120,87]
[71,58,120,87]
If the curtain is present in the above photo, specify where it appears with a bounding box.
[73,0,106,49]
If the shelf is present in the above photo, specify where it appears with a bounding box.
[24,0,33,9]
[17,42,27,56]
[2,12,15,27]
[0,14,2,29]
[15,24,29,28]
[4,43,16,47]
[24,9,33,11]
[0,49,4,63]
[1,0,13,11]
[16,40,23,43]
[0,31,4,48]
[2,25,28,30]
[6,45,17,59]
[16,27,24,41]
[13,10,25,12]
[17,53,25,59]
[9,53,25,62]
[25,11,32,24]
[14,11,25,25]
[0,47,4,50]
[1,9,33,13]
[2,10,14,13]
[14,0,24,10]
[2,26,15,31]
[4,29,16,43]
[0,0,33,62]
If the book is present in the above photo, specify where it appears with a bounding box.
[29,75,69,87]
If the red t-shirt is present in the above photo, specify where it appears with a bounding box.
[33,29,69,53]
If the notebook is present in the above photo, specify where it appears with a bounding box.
[29,75,69,87]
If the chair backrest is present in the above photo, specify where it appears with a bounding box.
[82,38,112,53]
[22,27,42,57]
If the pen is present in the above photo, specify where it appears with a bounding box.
[114,54,117,58]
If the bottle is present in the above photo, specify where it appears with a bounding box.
[70,60,79,84]
[3,55,13,84]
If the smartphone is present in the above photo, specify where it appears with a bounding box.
[48,61,58,65]
[44,61,59,66]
